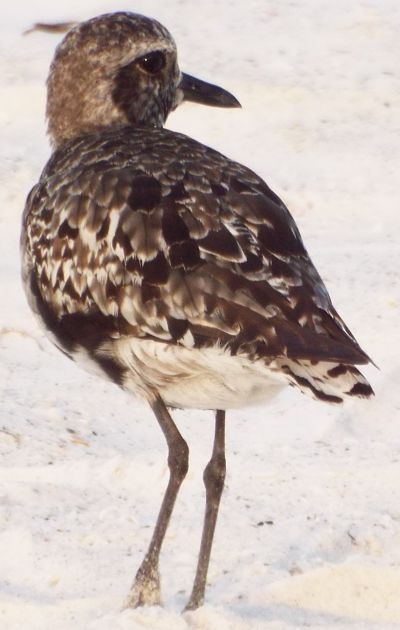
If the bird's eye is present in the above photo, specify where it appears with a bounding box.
[137,51,166,74]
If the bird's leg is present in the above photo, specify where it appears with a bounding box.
[125,396,189,608]
[184,409,226,611]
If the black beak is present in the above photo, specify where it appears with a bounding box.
[179,72,241,109]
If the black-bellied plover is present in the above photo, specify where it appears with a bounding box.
[21,12,373,611]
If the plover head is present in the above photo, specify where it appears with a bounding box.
[46,12,240,148]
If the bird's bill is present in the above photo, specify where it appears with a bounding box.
[179,72,241,108]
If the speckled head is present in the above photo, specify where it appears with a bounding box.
[46,12,240,148]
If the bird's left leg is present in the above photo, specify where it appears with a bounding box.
[125,395,189,608]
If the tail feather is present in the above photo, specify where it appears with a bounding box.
[276,359,374,403]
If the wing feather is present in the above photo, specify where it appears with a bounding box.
[22,127,370,368]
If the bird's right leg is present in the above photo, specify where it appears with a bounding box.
[184,409,226,611]
[124,395,189,608]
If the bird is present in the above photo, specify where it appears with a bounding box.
[21,11,373,611]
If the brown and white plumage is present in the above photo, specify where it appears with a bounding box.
[21,12,373,610]
[22,125,372,407]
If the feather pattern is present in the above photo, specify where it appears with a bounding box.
[22,125,372,407]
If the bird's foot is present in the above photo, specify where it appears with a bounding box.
[124,564,162,609]
[183,591,204,613]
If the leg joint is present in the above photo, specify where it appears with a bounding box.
[167,436,189,479]
[203,452,226,494]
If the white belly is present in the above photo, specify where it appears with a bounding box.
[109,337,287,409]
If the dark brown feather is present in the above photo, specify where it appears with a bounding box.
[22,126,371,372]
